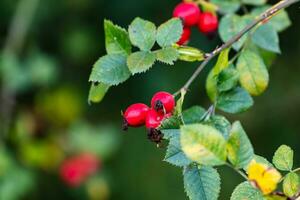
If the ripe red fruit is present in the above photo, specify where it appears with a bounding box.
[198,12,218,34]
[145,109,165,129]
[151,91,175,114]
[60,153,100,187]
[173,2,201,26]
[177,27,191,45]
[123,103,150,129]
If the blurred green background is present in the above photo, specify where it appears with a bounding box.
[0,0,300,199]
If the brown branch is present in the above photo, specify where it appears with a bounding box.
[175,0,300,96]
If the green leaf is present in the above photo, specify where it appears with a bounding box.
[219,14,253,51]
[128,17,156,51]
[156,18,183,47]
[211,0,240,14]
[283,172,300,197]
[160,115,181,130]
[183,165,221,200]
[217,87,254,114]
[182,106,206,124]
[227,121,254,169]
[230,181,264,200]
[89,54,131,85]
[237,49,269,96]
[208,115,231,140]
[242,0,266,5]
[88,83,110,104]
[252,24,280,53]
[162,129,192,167]
[104,20,131,55]
[155,47,179,65]
[272,145,294,171]
[217,66,239,92]
[180,124,227,166]
[206,48,230,102]
[127,51,156,74]
[264,195,288,200]
[251,6,291,32]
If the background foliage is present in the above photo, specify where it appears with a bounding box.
[0,0,300,199]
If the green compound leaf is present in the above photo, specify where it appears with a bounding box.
[183,165,221,200]
[272,145,294,171]
[88,83,110,104]
[211,0,240,14]
[180,124,227,166]
[127,51,156,74]
[128,17,156,51]
[156,18,183,47]
[227,121,254,169]
[242,0,266,6]
[237,49,269,96]
[89,54,131,86]
[251,6,291,32]
[230,181,264,200]
[206,48,230,102]
[252,24,280,53]
[283,172,300,197]
[155,47,179,65]
[217,87,254,114]
[217,66,239,92]
[219,14,253,51]
[104,20,132,55]
[162,129,192,167]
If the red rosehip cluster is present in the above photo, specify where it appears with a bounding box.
[173,1,219,45]
[123,91,175,144]
[60,153,100,187]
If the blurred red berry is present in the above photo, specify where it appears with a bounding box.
[151,91,175,114]
[123,103,150,130]
[60,153,100,187]
[145,109,165,129]
[177,27,191,45]
[198,12,218,34]
[173,2,201,26]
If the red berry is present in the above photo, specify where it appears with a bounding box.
[60,153,100,187]
[177,27,191,45]
[173,2,201,26]
[123,103,150,129]
[198,12,218,34]
[145,109,165,129]
[151,91,175,114]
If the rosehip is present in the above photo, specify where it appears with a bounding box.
[177,27,191,45]
[173,2,201,26]
[145,109,165,129]
[151,91,175,114]
[123,103,150,130]
[198,12,218,34]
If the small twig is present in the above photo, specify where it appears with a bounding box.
[225,162,249,180]
[279,167,300,182]
[175,0,300,95]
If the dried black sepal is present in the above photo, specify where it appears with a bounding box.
[147,128,164,144]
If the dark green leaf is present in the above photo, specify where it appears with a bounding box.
[242,0,266,5]
[219,14,253,51]
[206,115,231,140]
[183,165,221,200]
[217,87,254,114]
[89,54,131,85]
[182,106,206,124]
[252,24,280,53]
[217,66,239,92]
[211,0,240,14]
